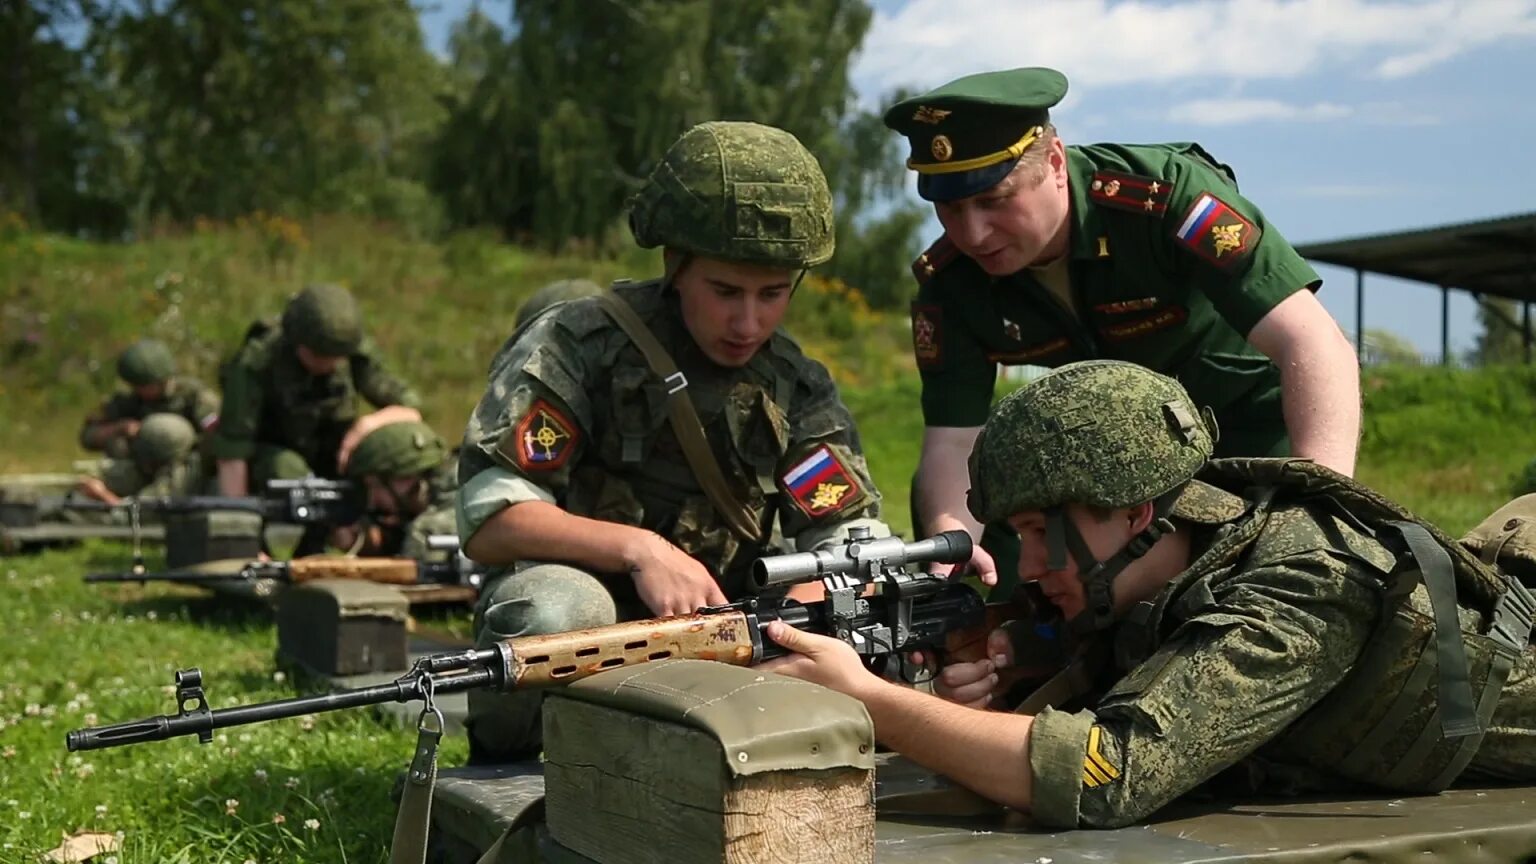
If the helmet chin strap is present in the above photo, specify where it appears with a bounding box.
[1043,487,1183,638]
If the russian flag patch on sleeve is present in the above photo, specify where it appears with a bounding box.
[1173,192,1260,268]
[780,444,863,518]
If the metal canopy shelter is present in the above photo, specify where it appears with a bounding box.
[1295,211,1536,365]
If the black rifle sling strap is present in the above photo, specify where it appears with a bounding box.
[595,291,764,545]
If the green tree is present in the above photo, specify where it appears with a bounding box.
[1360,328,1423,366]
[1468,296,1531,366]
[86,0,445,230]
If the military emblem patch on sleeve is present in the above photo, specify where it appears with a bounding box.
[1081,725,1121,789]
[501,398,580,472]
[781,445,863,518]
[1173,193,1261,268]
[911,303,943,368]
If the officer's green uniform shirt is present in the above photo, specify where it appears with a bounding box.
[912,142,1320,453]
[211,324,420,476]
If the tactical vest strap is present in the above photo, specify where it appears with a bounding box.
[594,292,764,545]
[1388,521,1480,738]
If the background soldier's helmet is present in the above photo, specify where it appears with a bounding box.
[515,279,603,328]
[346,421,446,479]
[131,413,197,467]
[282,283,364,356]
[967,360,1216,522]
[628,121,835,269]
[116,339,176,386]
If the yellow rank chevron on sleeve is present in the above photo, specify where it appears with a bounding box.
[1081,724,1121,788]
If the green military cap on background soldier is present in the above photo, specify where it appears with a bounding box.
[884,67,1067,202]
[514,279,604,329]
[116,339,177,386]
[628,121,835,270]
[282,283,364,356]
[345,420,446,479]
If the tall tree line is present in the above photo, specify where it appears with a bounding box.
[1,0,924,306]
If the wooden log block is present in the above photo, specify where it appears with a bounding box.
[544,696,873,864]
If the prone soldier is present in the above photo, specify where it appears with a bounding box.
[332,420,459,562]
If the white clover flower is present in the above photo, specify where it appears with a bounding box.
[147,611,158,621]
[17,811,30,819]
[1,746,14,759]
[284,776,300,789]
[75,763,96,778]
[225,798,239,816]
[83,713,98,726]
[253,769,268,782]
[96,804,108,816]
[272,671,286,683]
[23,703,40,716]
[271,813,286,825]
[303,818,319,830]
[298,716,315,732]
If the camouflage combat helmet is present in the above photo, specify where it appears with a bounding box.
[116,339,176,386]
[282,283,363,356]
[131,413,197,467]
[968,361,1215,523]
[346,421,446,479]
[515,279,603,329]
[968,361,1221,636]
[628,121,835,269]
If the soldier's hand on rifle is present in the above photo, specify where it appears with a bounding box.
[75,476,121,505]
[625,532,728,617]
[761,620,877,698]
[930,540,998,587]
[934,626,1013,709]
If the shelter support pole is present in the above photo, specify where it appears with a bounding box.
[1355,269,1364,360]
[1524,302,1531,365]
[1441,286,1450,368]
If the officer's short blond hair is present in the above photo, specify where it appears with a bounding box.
[1007,123,1059,189]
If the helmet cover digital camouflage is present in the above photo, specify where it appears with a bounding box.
[628,121,835,268]
[132,412,197,466]
[282,283,364,356]
[116,339,176,385]
[968,361,1216,522]
[346,421,446,478]
[515,279,603,329]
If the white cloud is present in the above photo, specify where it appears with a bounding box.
[854,0,1536,96]
[1167,98,1353,125]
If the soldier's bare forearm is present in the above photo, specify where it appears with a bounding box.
[916,426,986,537]
[464,499,656,573]
[216,459,249,498]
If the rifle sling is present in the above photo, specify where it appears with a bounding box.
[595,291,763,546]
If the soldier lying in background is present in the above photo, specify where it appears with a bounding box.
[330,420,459,563]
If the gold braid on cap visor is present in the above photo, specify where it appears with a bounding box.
[908,126,1043,174]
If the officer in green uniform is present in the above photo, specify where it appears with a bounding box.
[885,67,1361,592]
[80,339,220,458]
[210,283,423,498]
[457,120,891,763]
[335,420,459,561]
[75,413,208,504]
[765,360,1535,829]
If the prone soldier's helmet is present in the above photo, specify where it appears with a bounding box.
[967,361,1215,523]
[628,121,835,269]
[968,361,1233,636]
[116,339,176,386]
[282,283,363,356]
[131,413,197,468]
[515,279,603,329]
[346,421,446,479]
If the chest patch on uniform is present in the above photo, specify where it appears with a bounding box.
[503,399,579,471]
[911,304,943,367]
[1099,305,1189,342]
[988,336,1071,364]
[781,445,862,518]
[1174,193,1260,267]
[1082,725,1122,789]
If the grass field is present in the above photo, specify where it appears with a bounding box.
[7,219,1536,861]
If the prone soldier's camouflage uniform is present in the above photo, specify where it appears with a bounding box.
[81,340,219,458]
[343,420,459,561]
[457,121,889,762]
[210,284,420,484]
[94,413,208,499]
[968,361,1536,828]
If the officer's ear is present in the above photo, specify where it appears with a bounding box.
[1126,501,1158,534]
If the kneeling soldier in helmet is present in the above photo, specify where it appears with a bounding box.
[766,360,1536,828]
[80,339,219,459]
[76,413,208,505]
[457,121,891,764]
[334,420,458,561]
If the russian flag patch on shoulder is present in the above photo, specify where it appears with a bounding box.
[781,445,863,518]
[1173,192,1260,268]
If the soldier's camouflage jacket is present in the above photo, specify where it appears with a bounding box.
[79,378,220,457]
[1030,460,1536,830]
[210,322,419,477]
[457,280,887,597]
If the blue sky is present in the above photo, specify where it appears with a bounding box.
[421,0,1536,357]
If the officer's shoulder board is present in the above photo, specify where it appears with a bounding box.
[1087,170,1172,216]
[911,235,961,286]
